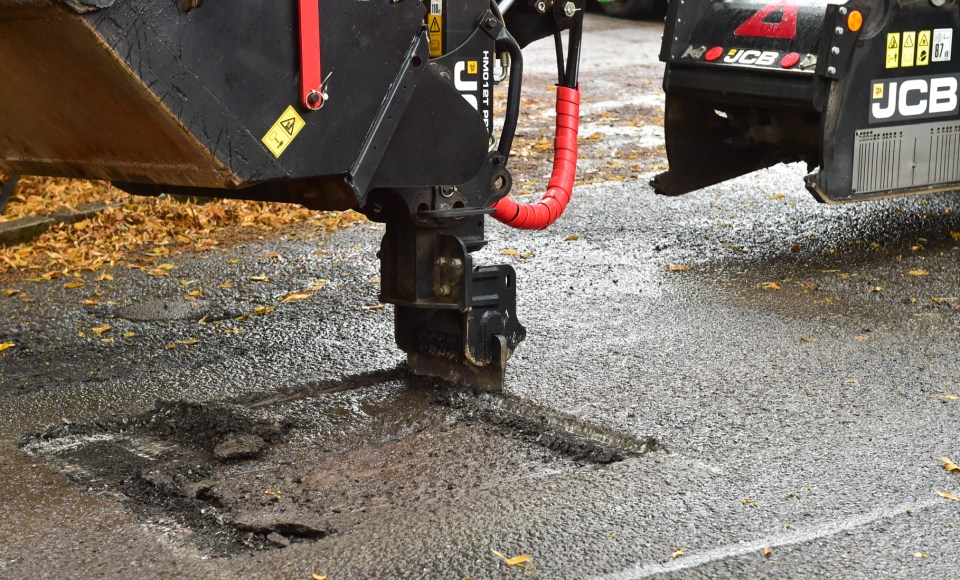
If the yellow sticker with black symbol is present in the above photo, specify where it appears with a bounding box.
[917,30,931,66]
[901,31,916,67]
[886,32,900,69]
[262,106,305,158]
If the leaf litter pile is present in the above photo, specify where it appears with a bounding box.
[0,176,363,281]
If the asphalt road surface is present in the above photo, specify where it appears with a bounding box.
[2,15,960,579]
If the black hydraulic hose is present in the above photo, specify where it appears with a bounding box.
[563,18,583,88]
[554,32,566,86]
[490,0,523,160]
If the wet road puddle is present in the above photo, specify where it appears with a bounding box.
[19,369,658,557]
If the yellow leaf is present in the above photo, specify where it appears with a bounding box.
[936,490,959,501]
[253,306,274,316]
[0,342,15,352]
[281,292,312,303]
[943,395,959,401]
[91,324,111,336]
[219,281,233,289]
[855,335,869,342]
[760,282,781,290]
[249,274,271,282]
[951,231,960,242]
[491,549,532,568]
[914,552,929,558]
[100,338,114,344]
[3,289,20,297]
[96,273,113,282]
[122,332,136,339]
[82,299,99,306]
[156,263,176,271]
[870,286,885,293]
[361,304,386,311]
[671,549,685,560]
[502,249,519,256]
[64,279,86,289]
[73,219,90,231]
[228,259,241,264]
[800,336,817,343]
[909,269,930,277]
[147,268,170,277]
[167,343,177,349]
[564,235,580,242]
[666,264,689,272]
[307,279,328,291]
[762,546,773,557]
[312,575,327,580]
[942,457,960,473]
[186,289,203,298]
[177,338,199,345]
[235,313,251,321]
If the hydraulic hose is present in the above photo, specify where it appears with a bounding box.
[491,85,580,230]
[492,17,583,231]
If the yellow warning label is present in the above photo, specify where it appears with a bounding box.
[917,30,931,66]
[262,105,305,158]
[886,33,901,69]
[467,61,478,75]
[873,83,884,99]
[428,14,443,57]
[901,31,916,67]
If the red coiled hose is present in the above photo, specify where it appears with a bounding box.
[492,85,580,230]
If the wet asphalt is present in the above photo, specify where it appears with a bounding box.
[2,15,960,579]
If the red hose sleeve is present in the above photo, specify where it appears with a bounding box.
[492,85,580,230]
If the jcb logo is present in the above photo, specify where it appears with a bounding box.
[870,74,959,123]
[723,49,780,67]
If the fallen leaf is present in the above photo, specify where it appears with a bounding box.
[800,336,817,343]
[228,259,242,264]
[91,324,111,336]
[760,282,781,290]
[122,332,136,339]
[100,338,114,344]
[219,281,234,289]
[871,286,885,293]
[73,219,90,231]
[177,338,199,345]
[491,549,532,568]
[167,343,177,349]
[762,547,773,557]
[186,289,203,298]
[666,264,689,272]
[942,456,960,473]
[951,231,960,242]
[249,274,271,282]
[281,292,312,303]
[312,575,327,580]
[82,299,99,306]
[64,279,86,289]
[564,235,580,242]
[502,249,519,256]
[0,342,15,352]
[3,289,20,297]
[671,549,684,560]
[307,279,328,291]
[147,268,171,277]
[914,552,929,558]
[909,269,930,277]
[855,335,869,342]
[943,395,959,401]
[362,304,386,311]
[95,273,113,282]
[936,490,959,502]
[253,306,274,316]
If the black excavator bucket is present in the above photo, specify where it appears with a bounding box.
[0,0,587,390]
[654,0,960,204]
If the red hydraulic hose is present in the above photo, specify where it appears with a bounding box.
[492,85,580,230]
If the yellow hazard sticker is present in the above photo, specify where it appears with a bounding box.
[468,60,478,75]
[428,0,443,58]
[262,106,305,158]
[917,30,931,66]
[901,31,916,67]
[872,83,884,100]
[886,32,900,69]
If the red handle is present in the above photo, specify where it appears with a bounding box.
[298,0,323,110]
[492,86,580,230]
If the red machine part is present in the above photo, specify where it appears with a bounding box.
[298,0,324,110]
[492,85,580,230]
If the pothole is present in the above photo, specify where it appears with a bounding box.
[20,370,660,557]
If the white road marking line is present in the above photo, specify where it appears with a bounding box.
[596,497,942,579]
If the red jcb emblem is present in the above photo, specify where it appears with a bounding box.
[734,0,799,39]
